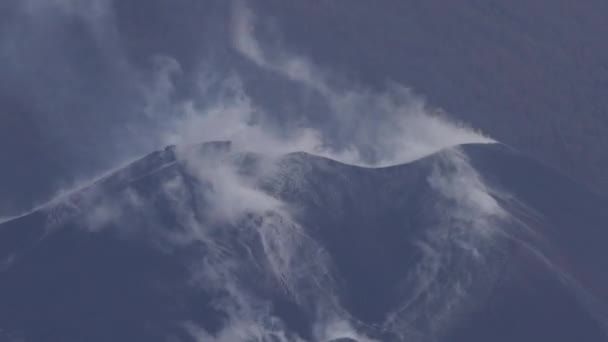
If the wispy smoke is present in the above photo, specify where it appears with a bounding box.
[152,0,493,169]
[2,1,508,341]
[122,3,502,340]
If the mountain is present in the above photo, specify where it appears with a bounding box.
[0,142,607,341]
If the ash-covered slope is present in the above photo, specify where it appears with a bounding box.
[0,142,607,342]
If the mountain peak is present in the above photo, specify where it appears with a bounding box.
[1,142,607,341]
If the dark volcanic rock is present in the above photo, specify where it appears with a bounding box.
[0,142,607,341]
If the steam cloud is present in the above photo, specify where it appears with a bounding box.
[112,2,501,340]
[157,0,493,168]
[2,1,511,341]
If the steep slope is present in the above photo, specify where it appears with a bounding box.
[0,142,606,341]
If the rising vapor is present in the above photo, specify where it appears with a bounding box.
[155,0,495,169]
[4,2,505,340]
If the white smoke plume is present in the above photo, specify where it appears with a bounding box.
[148,1,494,170]
[1,1,507,341]
[138,4,501,336]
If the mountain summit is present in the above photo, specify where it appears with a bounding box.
[1,142,607,341]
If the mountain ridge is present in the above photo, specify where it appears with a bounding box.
[1,141,607,341]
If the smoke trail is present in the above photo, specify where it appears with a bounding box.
[2,1,506,341]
